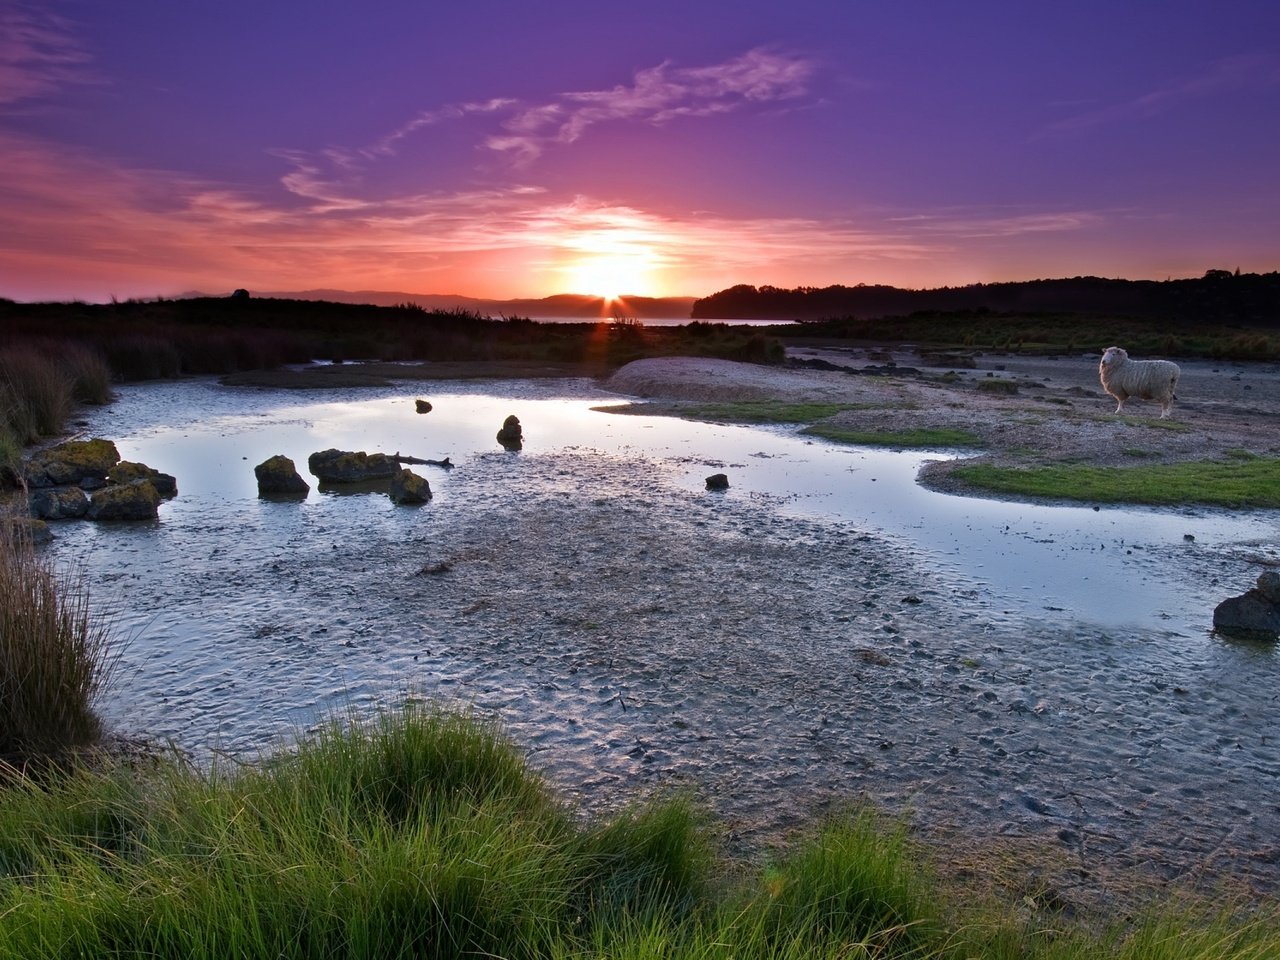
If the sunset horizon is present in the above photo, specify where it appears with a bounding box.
[2,1,1277,304]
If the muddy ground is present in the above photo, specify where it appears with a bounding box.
[57,350,1280,921]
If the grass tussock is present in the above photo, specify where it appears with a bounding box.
[0,348,73,445]
[803,424,986,449]
[0,528,116,767]
[0,703,1276,958]
[952,457,1280,508]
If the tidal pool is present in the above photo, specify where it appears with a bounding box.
[51,375,1280,894]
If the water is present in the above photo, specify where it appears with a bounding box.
[47,374,1280,891]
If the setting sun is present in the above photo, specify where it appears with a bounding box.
[563,254,655,301]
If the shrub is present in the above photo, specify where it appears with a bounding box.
[0,526,117,767]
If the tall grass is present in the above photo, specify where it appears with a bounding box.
[0,702,1276,958]
[0,527,116,767]
[0,348,73,445]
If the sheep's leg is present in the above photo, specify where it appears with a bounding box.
[1113,396,1125,413]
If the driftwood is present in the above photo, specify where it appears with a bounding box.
[392,452,453,469]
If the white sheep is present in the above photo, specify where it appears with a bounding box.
[1098,346,1181,418]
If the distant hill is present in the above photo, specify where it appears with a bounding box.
[692,271,1280,326]
[181,289,698,320]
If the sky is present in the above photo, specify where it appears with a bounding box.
[1,0,1278,303]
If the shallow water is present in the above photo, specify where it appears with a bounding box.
[51,376,1280,893]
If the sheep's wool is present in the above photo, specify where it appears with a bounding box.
[1099,346,1181,418]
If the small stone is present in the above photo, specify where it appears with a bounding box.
[496,415,523,450]
[705,473,729,490]
[255,455,310,496]
[389,468,431,505]
[415,399,433,414]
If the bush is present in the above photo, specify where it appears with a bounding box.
[0,527,117,767]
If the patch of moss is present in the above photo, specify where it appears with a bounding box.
[952,457,1280,508]
[678,401,875,424]
[1118,416,1191,432]
[803,425,985,449]
[976,378,1019,395]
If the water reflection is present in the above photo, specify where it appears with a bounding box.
[73,376,1275,635]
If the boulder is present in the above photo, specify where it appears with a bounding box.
[25,438,120,487]
[107,461,177,498]
[3,517,53,545]
[1213,573,1280,640]
[415,399,433,414]
[389,468,432,505]
[255,455,310,496]
[29,486,90,520]
[307,449,400,483]
[86,480,160,521]
[496,415,523,450]
[705,473,730,491]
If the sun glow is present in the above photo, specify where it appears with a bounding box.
[563,254,656,301]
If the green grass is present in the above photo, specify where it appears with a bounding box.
[0,703,1276,958]
[952,457,1280,508]
[803,425,986,449]
[678,401,865,424]
[0,528,116,768]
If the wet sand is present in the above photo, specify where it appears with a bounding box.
[49,355,1280,916]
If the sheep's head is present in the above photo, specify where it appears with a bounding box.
[1100,346,1128,368]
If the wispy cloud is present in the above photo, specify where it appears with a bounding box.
[889,209,1106,238]
[1038,53,1279,137]
[486,48,815,163]
[0,2,94,109]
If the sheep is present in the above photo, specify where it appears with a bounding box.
[1098,346,1181,418]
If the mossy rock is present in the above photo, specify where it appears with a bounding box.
[25,438,121,487]
[107,461,178,498]
[255,455,310,496]
[29,486,90,520]
[977,379,1019,395]
[389,468,431,505]
[307,448,399,482]
[87,480,160,521]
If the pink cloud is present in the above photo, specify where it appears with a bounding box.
[0,3,95,109]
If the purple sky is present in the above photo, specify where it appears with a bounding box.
[2,0,1278,302]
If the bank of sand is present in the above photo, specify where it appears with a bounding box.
[603,349,1280,482]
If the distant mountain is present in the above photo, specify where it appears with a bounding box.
[182,288,698,320]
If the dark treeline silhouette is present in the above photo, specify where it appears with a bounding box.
[692,271,1280,326]
[0,295,783,382]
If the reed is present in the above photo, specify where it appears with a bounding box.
[0,348,73,444]
[0,527,116,767]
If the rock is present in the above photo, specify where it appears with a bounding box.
[29,486,90,520]
[415,399,433,414]
[254,455,309,496]
[307,449,400,482]
[497,415,523,450]
[24,438,120,487]
[86,480,160,521]
[705,473,729,490]
[107,461,177,498]
[3,516,53,544]
[1213,575,1280,640]
[389,468,432,505]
